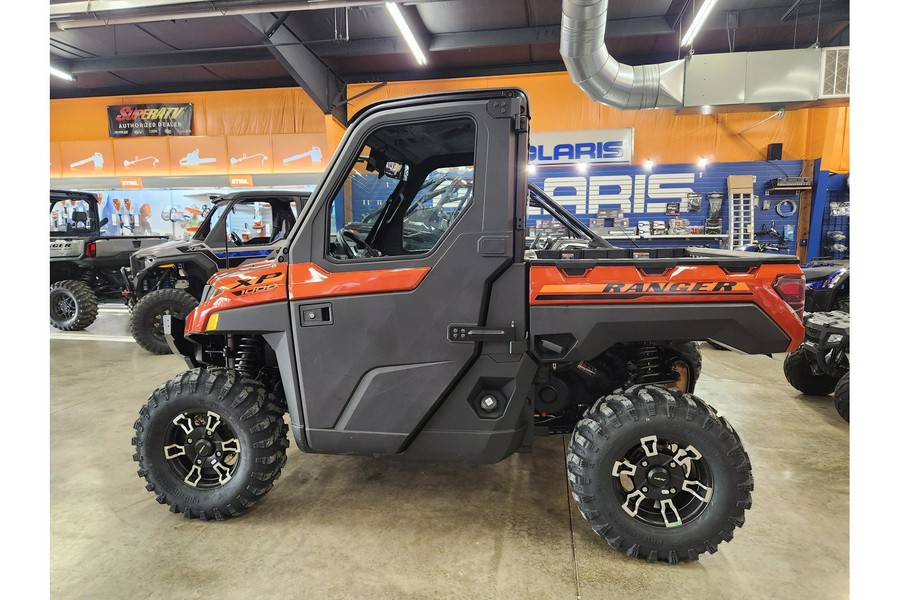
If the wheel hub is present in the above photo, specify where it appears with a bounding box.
[646,467,671,488]
[193,438,213,458]
[632,455,685,500]
[163,410,241,488]
[611,434,714,528]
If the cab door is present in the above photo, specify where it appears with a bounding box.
[286,93,528,455]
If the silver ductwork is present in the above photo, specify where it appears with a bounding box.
[560,0,849,113]
[560,0,685,110]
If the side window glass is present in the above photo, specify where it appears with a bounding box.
[326,118,476,261]
[401,168,474,252]
[225,201,275,245]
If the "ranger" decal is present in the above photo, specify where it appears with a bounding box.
[535,281,752,301]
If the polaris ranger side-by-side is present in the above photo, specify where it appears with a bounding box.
[50,190,168,331]
[122,191,309,354]
[133,90,806,563]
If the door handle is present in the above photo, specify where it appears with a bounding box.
[300,303,332,327]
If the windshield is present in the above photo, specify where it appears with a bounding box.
[50,195,100,236]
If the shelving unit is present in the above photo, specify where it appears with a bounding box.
[727,192,755,249]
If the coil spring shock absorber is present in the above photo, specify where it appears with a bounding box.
[633,344,677,387]
[234,335,265,379]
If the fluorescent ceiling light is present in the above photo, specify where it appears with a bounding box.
[50,66,76,81]
[681,0,719,47]
[386,2,427,66]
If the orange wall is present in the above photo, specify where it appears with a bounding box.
[49,72,850,176]
[346,72,849,172]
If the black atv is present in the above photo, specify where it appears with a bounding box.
[783,310,849,421]
[50,190,168,331]
[122,190,309,354]
[802,258,849,313]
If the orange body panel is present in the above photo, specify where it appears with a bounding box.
[287,263,430,300]
[186,261,431,334]
[530,263,805,351]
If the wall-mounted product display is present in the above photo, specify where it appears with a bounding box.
[76,186,315,241]
[525,160,805,251]
[51,133,331,179]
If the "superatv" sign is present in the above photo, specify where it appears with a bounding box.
[107,103,193,137]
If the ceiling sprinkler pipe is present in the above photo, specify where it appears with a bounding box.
[560,0,685,110]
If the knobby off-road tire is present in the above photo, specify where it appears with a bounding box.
[132,368,289,520]
[49,280,99,331]
[567,384,753,563]
[834,372,849,422]
[783,350,838,396]
[130,289,199,355]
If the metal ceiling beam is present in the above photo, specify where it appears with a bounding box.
[53,47,275,74]
[51,0,451,30]
[342,61,568,84]
[50,76,298,99]
[243,12,348,124]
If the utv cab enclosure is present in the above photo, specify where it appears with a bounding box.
[133,89,806,564]
[50,189,167,331]
[123,190,309,354]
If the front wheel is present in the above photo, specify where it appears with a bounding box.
[567,385,753,563]
[132,368,288,520]
[130,289,199,354]
[50,280,99,331]
[783,350,838,396]
[834,372,849,422]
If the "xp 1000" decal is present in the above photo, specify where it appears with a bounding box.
[228,271,285,297]
[535,281,752,301]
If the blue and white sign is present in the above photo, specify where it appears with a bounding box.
[529,129,635,165]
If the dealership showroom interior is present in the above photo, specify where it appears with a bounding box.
[25,0,887,597]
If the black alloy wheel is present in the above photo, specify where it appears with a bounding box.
[49,279,99,331]
[568,384,753,563]
[133,368,288,520]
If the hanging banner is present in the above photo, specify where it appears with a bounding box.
[107,103,193,137]
[529,129,634,165]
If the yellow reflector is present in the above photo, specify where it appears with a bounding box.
[207,313,219,331]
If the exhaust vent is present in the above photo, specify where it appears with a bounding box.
[821,47,850,98]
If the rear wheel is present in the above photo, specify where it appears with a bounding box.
[130,289,198,355]
[49,280,99,331]
[567,385,753,563]
[783,350,838,396]
[132,368,288,520]
[834,372,849,422]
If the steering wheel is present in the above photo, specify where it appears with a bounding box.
[338,228,380,258]
[426,207,452,230]
[229,231,243,246]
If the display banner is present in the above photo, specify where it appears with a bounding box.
[529,129,634,165]
[107,103,193,137]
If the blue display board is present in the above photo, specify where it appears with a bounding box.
[529,160,804,253]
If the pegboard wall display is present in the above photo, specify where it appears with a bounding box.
[820,189,850,260]
[526,160,805,252]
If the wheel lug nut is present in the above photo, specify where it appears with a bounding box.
[669,462,677,468]
[196,459,202,465]
[670,488,677,493]
[187,438,193,444]
[641,486,648,493]
[641,461,648,467]
[216,452,222,457]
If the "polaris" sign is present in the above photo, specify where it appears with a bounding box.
[529,129,634,165]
